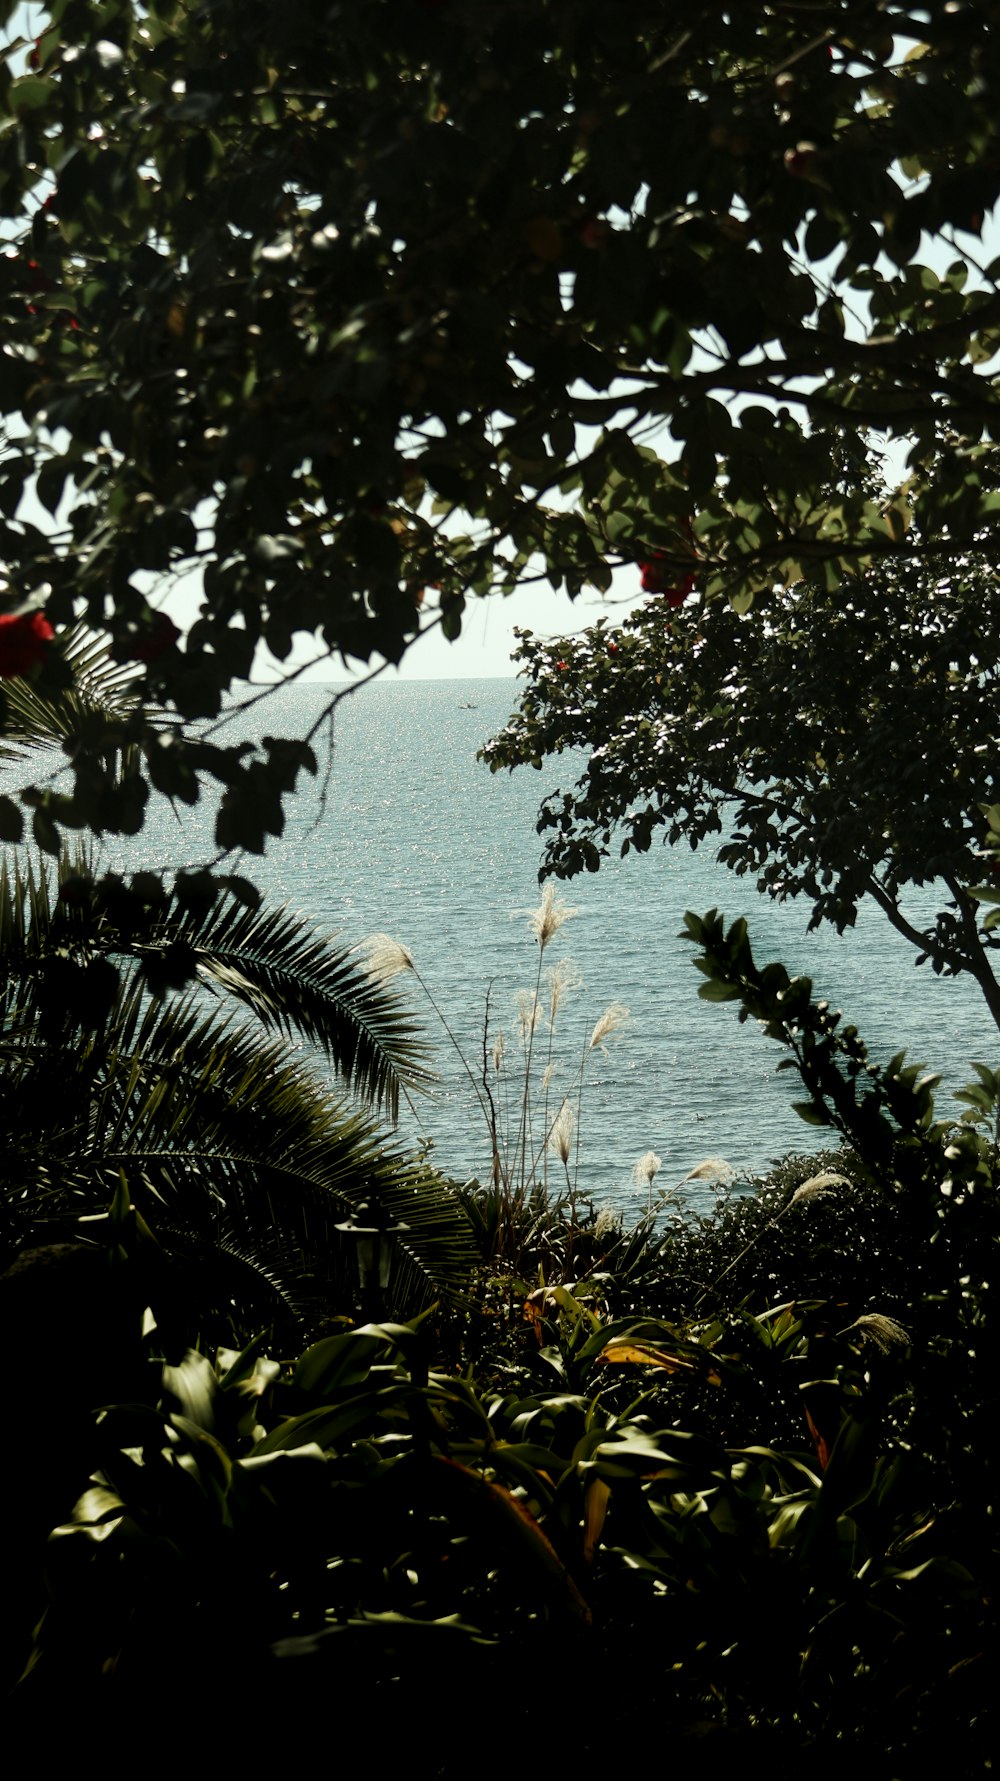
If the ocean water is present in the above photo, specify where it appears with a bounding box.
[89,677,999,1218]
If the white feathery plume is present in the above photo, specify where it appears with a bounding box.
[838,1313,911,1354]
[545,956,582,1021]
[790,1172,844,1206]
[634,1149,662,1214]
[682,1157,735,1185]
[589,1001,630,1052]
[358,933,415,981]
[548,1099,575,1165]
[516,988,540,1040]
[517,882,580,952]
[633,1150,662,1189]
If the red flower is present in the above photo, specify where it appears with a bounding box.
[555,659,569,671]
[0,610,55,677]
[128,612,181,663]
[639,553,696,605]
[664,573,696,608]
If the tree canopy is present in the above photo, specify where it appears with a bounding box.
[3,2,1000,864]
[484,543,1000,1027]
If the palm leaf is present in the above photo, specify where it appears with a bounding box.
[154,891,436,1119]
[177,1230,327,1342]
[0,848,435,1121]
[1,965,476,1331]
[0,844,474,1338]
[0,625,147,758]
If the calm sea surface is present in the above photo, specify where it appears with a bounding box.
[89,678,999,1217]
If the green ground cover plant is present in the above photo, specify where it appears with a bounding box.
[3,911,997,1771]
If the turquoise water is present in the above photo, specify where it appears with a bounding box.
[87,677,999,1216]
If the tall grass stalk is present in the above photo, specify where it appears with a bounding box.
[362,898,640,1273]
[506,884,577,1197]
[574,1001,630,1195]
[359,932,493,1134]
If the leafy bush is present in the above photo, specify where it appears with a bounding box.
[9,1313,994,1770]
[651,1147,909,1318]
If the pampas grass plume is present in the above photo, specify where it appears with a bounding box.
[548,1099,575,1165]
[359,933,415,980]
[590,1001,630,1052]
[518,883,580,952]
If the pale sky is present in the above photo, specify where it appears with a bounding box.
[249,570,647,685]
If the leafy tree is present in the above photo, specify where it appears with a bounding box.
[3,3,1000,866]
[0,848,476,1339]
[483,542,1000,1026]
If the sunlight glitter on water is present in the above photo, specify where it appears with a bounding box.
[93,679,1000,1216]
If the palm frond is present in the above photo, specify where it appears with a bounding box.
[161,1227,327,1348]
[0,847,435,1122]
[0,851,50,975]
[2,971,476,1323]
[0,842,475,1339]
[0,624,147,759]
[162,891,436,1119]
